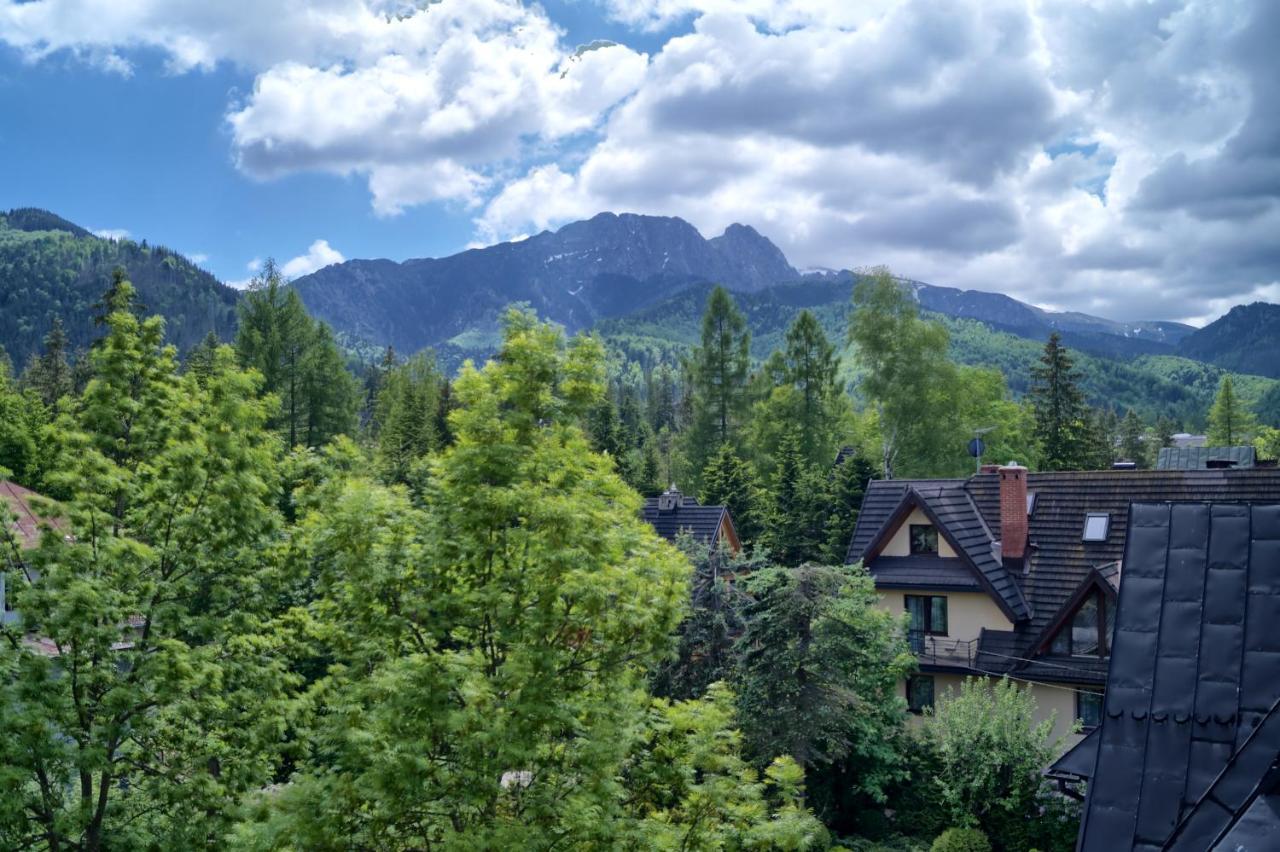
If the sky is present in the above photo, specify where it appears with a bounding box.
[1,0,1277,325]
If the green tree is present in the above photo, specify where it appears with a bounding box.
[821,450,876,564]
[685,287,751,481]
[923,678,1077,850]
[371,351,442,485]
[1118,409,1146,467]
[622,682,829,850]
[234,309,691,848]
[22,316,74,409]
[768,430,829,566]
[848,268,954,479]
[734,564,913,802]
[700,442,766,547]
[1207,375,1258,445]
[1256,425,1280,461]
[0,360,45,483]
[1029,333,1091,470]
[0,281,292,850]
[235,260,358,448]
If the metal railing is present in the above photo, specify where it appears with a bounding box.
[908,630,977,667]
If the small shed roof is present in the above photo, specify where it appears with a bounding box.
[1156,445,1256,470]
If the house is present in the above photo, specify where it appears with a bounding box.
[1070,502,1280,851]
[1,479,56,626]
[1156,445,1257,470]
[642,486,741,554]
[845,465,1280,744]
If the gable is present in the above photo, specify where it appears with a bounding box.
[878,508,958,558]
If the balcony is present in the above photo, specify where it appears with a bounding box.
[908,630,977,668]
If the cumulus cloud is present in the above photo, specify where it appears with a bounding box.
[5,0,1280,321]
[93,227,130,240]
[281,239,345,279]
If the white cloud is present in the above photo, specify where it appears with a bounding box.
[187,252,209,264]
[6,0,1280,321]
[93,227,130,239]
[246,257,262,273]
[281,239,345,279]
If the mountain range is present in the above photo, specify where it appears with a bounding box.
[2,208,1279,425]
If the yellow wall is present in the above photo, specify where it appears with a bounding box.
[908,674,1092,751]
[878,590,1014,643]
[880,508,957,557]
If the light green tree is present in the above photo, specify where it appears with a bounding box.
[0,281,292,850]
[234,308,692,848]
[1207,375,1258,446]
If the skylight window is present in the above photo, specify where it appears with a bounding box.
[1083,513,1109,542]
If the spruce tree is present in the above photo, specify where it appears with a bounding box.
[700,442,764,546]
[821,450,876,564]
[22,316,73,408]
[1207,375,1258,445]
[783,310,841,463]
[1029,333,1090,470]
[685,287,750,482]
[372,352,442,485]
[768,430,828,566]
[1118,409,1146,467]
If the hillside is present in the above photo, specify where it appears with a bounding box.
[0,208,239,367]
[291,212,798,355]
[597,281,1280,429]
[1177,302,1280,378]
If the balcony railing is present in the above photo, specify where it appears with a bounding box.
[908,630,977,668]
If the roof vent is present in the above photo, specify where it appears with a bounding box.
[1111,461,1137,470]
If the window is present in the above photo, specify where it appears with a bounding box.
[909,524,938,554]
[1083,513,1110,542]
[906,595,948,636]
[908,675,935,714]
[1076,689,1103,729]
[1048,589,1111,657]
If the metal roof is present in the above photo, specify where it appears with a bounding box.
[1078,502,1280,851]
[1155,446,1257,470]
[641,495,730,547]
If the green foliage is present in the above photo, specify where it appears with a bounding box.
[1256,425,1280,461]
[930,827,992,852]
[0,360,46,484]
[1207,375,1259,445]
[0,210,238,368]
[767,430,831,566]
[234,308,693,848]
[235,260,359,448]
[371,351,443,484]
[685,287,752,482]
[921,678,1076,850]
[1029,333,1093,470]
[0,279,292,849]
[822,451,876,564]
[734,564,913,797]
[623,682,830,850]
[701,442,767,546]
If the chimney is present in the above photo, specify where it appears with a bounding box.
[999,463,1028,566]
[658,485,681,512]
[979,464,1000,474]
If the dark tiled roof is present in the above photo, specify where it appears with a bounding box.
[850,470,1280,693]
[1078,502,1280,851]
[1156,446,1256,470]
[1047,726,1100,781]
[641,496,728,547]
[870,556,982,590]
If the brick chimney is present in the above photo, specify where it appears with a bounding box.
[999,463,1028,566]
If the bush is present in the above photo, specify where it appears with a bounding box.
[930,827,992,852]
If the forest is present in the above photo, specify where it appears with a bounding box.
[0,262,1271,851]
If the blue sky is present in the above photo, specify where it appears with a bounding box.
[1,0,1277,323]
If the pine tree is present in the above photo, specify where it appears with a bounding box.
[1029,333,1091,470]
[768,430,828,566]
[783,310,841,463]
[372,351,442,485]
[821,450,876,564]
[700,442,765,547]
[588,390,625,459]
[1207,375,1258,445]
[22,316,74,408]
[185,329,222,385]
[685,287,751,482]
[1118,409,1146,467]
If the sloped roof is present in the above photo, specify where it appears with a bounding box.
[849,470,1280,687]
[869,556,982,591]
[1078,501,1280,851]
[641,495,730,547]
[1156,445,1256,470]
[0,480,55,550]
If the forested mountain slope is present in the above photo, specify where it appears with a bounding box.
[0,208,239,366]
[1177,302,1280,378]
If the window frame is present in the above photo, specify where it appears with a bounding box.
[908,523,939,555]
[1048,589,1111,658]
[1082,512,1110,542]
[907,675,935,715]
[1076,688,1104,730]
[905,594,949,637]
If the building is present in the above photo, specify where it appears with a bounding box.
[845,466,1280,744]
[641,486,741,554]
[1156,445,1257,470]
[1170,433,1208,449]
[1070,502,1280,851]
[1,479,56,626]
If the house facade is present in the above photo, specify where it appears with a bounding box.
[846,465,1280,744]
